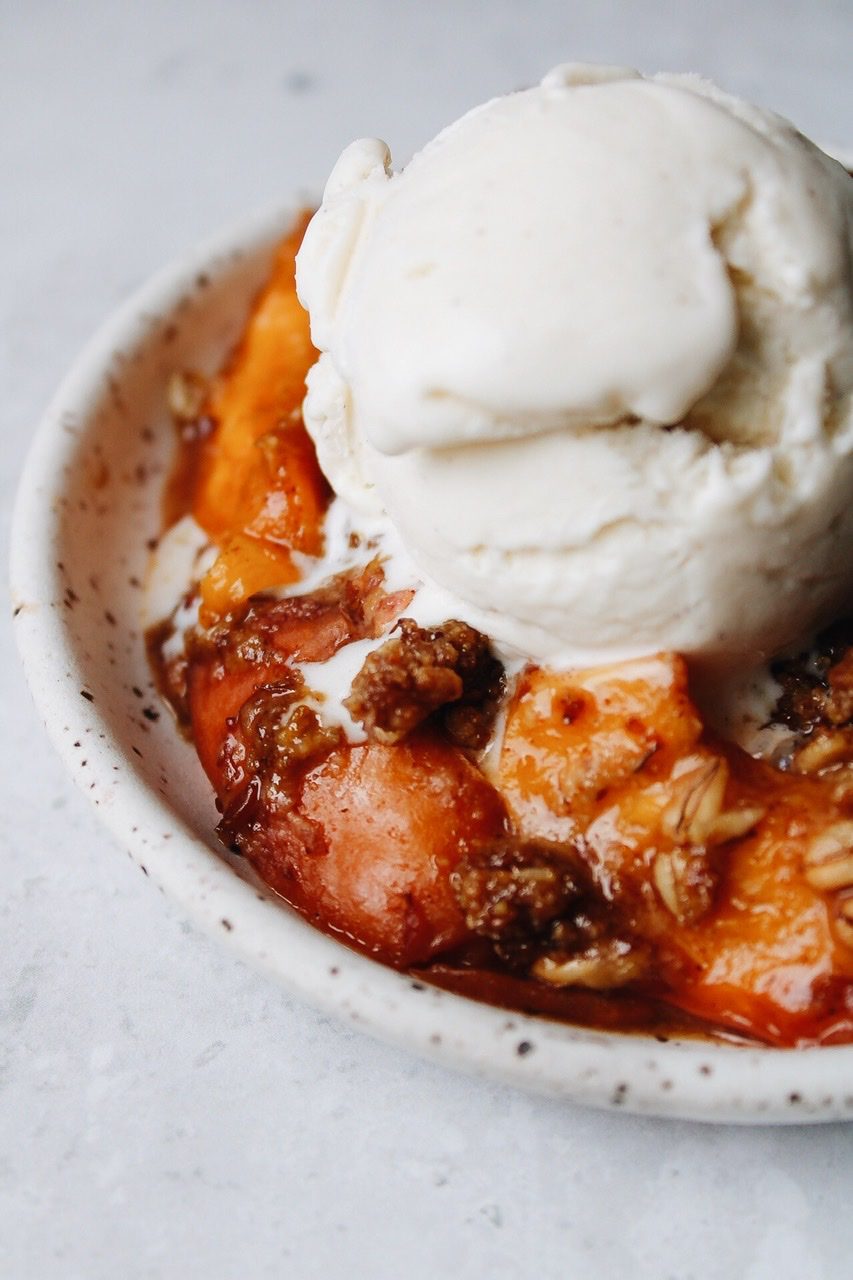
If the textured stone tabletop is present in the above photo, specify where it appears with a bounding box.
[3,3,852,1276]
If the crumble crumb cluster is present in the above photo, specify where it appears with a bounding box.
[344,618,505,750]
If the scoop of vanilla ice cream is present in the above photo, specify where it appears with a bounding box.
[296,64,853,668]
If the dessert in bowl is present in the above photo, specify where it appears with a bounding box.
[13,65,853,1120]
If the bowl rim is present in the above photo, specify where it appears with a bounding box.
[11,194,853,1126]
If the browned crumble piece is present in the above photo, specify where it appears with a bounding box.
[451,837,591,941]
[771,620,853,775]
[772,619,853,734]
[217,686,344,849]
[344,617,505,749]
[452,836,648,987]
[230,683,343,799]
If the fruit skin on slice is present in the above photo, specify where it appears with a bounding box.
[185,576,506,967]
[191,649,507,965]
[186,650,288,792]
[244,734,507,967]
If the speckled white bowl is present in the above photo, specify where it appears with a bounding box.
[12,201,853,1124]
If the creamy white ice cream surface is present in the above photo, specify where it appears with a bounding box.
[296,64,853,671]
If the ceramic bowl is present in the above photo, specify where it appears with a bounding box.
[12,200,853,1124]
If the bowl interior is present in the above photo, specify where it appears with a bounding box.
[39,229,282,848]
[12,205,853,1125]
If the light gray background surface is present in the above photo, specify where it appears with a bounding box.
[3,2,852,1277]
